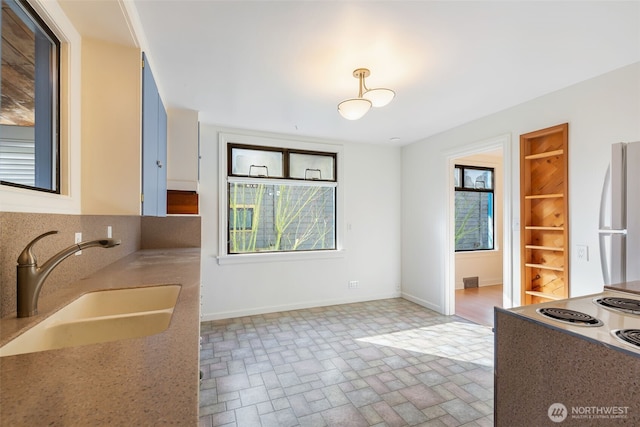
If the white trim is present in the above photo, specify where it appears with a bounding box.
[217,131,345,262]
[444,133,513,316]
[228,176,338,188]
[216,249,345,265]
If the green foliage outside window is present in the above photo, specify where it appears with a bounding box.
[229,183,335,253]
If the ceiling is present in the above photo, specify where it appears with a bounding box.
[60,1,639,146]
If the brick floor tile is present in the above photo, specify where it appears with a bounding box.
[199,299,494,426]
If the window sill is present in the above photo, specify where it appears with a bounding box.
[455,249,501,257]
[217,249,345,265]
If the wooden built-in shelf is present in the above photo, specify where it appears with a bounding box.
[525,245,564,251]
[525,193,564,199]
[524,290,564,301]
[524,226,564,231]
[525,263,564,272]
[524,149,564,160]
[520,123,569,305]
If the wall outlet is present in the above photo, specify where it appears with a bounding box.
[348,280,359,289]
[75,232,82,255]
[576,244,589,261]
[107,226,113,238]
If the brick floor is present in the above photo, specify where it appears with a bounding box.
[199,298,494,426]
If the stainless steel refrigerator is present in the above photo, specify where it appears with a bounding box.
[599,141,640,285]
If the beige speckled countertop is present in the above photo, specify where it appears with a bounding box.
[0,248,201,425]
[605,279,640,295]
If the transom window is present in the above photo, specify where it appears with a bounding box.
[454,165,494,251]
[227,143,337,254]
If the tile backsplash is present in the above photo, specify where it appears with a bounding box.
[0,212,200,318]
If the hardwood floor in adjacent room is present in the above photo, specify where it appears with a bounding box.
[455,284,503,327]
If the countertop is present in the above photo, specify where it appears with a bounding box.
[605,280,640,295]
[0,248,201,425]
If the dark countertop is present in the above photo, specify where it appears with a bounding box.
[606,280,640,295]
[0,248,201,425]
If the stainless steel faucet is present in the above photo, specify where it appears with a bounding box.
[16,230,121,318]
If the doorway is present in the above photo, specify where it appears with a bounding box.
[444,134,513,324]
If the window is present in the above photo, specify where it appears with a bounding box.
[227,143,337,254]
[454,165,494,251]
[0,0,60,193]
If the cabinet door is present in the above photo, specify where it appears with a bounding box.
[142,53,167,216]
[156,97,167,214]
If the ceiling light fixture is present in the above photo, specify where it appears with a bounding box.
[337,68,395,120]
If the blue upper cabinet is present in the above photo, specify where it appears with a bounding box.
[142,53,167,216]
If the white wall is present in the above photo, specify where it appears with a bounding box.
[199,125,402,320]
[402,62,640,312]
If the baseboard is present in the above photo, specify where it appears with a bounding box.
[455,278,502,290]
[400,292,442,314]
[201,291,402,321]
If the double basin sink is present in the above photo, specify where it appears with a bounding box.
[0,285,180,357]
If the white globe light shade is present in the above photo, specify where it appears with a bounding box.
[338,98,372,120]
[363,88,395,107]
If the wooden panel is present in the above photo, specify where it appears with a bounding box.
[529,197,565,228]
[528,155,564,195]
[167,190,199,215]
[527,266,566,301]
[522,128,565,155]
[527,248,565,270]
[528,228,564,248]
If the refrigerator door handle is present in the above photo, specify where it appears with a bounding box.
[600,233,611,285]
[599,164,611,230]
[599,165,611,284]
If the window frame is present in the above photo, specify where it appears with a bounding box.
[218,132,344,264]
[227,143,337,182]
[0,0,61,194]
[454,164,495,252]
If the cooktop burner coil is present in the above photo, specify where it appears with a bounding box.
[612,329,640,349]
[594,296,640,315]
[536,307,603,326]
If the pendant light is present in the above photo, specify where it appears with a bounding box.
[338,68,395,120]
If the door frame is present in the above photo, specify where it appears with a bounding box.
[443,134,514,315]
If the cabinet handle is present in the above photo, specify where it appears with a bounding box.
[156,160,163,168]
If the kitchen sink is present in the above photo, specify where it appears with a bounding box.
[0,285,180,357]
